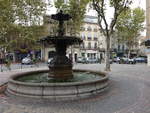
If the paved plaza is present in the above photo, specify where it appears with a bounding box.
[0,63,150,113]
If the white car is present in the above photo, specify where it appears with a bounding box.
[128,58,136,64]
[47,58,53,64]
[22,57,32,64]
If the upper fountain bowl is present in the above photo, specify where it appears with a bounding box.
[40,35,83,46]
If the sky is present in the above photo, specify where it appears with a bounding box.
[86,0,146,17]
[47,0,146,15]
[131,0,145,9]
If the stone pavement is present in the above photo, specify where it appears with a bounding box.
[0,63,150,113]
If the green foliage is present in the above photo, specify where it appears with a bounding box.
[0,0,47,52]
[9,25,45,52]
[13,0,46,25]
[54,0,68,11]
[54,0,90,35]
[116,8,145,48]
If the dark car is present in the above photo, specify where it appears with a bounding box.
[135,57,147,63]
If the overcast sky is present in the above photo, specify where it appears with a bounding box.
[47,0,146,14]
[131,0,145,9]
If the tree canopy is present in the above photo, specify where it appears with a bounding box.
[0,0,47,53]
[54,0,90,35]
[115,7,145,56]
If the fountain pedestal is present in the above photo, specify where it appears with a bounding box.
[49,55,73,80]
[48,38,73,80]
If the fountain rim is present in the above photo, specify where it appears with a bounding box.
[8,69,108,87]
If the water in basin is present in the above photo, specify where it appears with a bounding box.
[16,72,102,83]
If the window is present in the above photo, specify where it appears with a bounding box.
[94,37,98,41]
[87,26,92,31]
[88,37,91,40]
[88,42,91,49]
[80,27,85,31]
[87,53,90,57]
[80,33,86,40]
[87,34,92,40]
[94,43,97,49]
[81,53,85,57]
[94,28,98,32]
[81,35,85,40]
[82,42,85,48]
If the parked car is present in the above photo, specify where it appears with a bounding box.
[135,57,147,63]
[119,57,136,64]
[86,58,99,64]
[113,57,120,63]
[128,58,136,64]
[77,57,87,63]
[119,57,128,64]
[21,57,32,65]
[47,58,53,64]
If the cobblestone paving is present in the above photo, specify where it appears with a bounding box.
[0,63,150,113]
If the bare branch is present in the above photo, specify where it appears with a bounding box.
[97,16,106,36]
[92,0,109,36]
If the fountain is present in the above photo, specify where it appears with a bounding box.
[6,11,109,100]
[41,10,82,80]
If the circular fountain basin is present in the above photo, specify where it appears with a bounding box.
[7,69,109,100]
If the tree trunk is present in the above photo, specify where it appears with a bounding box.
[105,35,111,71]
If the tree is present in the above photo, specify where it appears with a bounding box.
[116,8,145,58]
[54,0,90,35]
[0,0,47,57]
[6,25,46,52]
[92,0,132,71]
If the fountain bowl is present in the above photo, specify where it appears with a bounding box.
[6,69,109,100]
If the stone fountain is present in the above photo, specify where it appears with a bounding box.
[6,11,108,100]
[41,10,82,80]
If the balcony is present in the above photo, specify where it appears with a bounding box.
[80,46,99,51]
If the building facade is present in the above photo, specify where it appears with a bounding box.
[67,15,106,62]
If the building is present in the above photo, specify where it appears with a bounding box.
[67,15,105,62]
[41,15,106,62]
[110,31,146,57]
